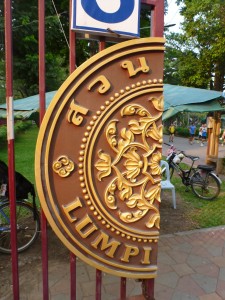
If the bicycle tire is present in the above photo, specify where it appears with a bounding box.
[0,201,40,254]
[191,172,220,200]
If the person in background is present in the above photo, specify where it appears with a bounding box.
[169,122,175,143]
[220,128,225,146]
[189,122,196,144]
[200,123,207,146]
[198,124,203,143]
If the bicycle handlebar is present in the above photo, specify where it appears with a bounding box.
[164,143,199,161]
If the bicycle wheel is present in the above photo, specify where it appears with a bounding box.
[0,201,40,254]
[191,172,220,200]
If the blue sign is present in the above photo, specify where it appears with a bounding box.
[71,0,140,39]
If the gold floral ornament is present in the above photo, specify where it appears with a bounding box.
[53,156,75,177]
[150,95,164,112]
[95,103,163,229]
[95,151,111,181]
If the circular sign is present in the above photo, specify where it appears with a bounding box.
[35,38,165,278]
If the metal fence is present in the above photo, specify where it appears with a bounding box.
[3,1,164,299]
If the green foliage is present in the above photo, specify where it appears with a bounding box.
[174,127,189,137]
[0,125,7,142]
[164,126,189,137]
[28,111,40,127]
[0,123,38,184]
[0,121,33,145]
[165,0,225,90]
[0,1,70,98]
[14,120,33,132]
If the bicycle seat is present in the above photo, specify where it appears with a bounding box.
[186,155,199,161]
[197,165,214,171]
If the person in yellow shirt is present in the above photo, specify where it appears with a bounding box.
[169,122,175,143]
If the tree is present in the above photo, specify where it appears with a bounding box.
[0,0,90,101]
[165,0,225,91]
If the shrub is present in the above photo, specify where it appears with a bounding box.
[0,120,33,144]
[0,125,7,141]
[175,127,189,137]
[164,125,190,137]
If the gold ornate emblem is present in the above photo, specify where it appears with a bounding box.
[35,38,165,279]
[53,155,75,177]
[95,104,162,228]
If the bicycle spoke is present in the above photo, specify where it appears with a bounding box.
[191,173,220,200]
[0,202,40,253]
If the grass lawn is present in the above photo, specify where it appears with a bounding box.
[0,124,38,187]
[0,124,225,230]
[171,173,225,229]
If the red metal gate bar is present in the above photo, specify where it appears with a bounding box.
[69,1,77,299]
[142,279,155,300]
[70,0,76,73]
[96,269,102,299]
[99,37,106,52]
[70,253,76,300]
[120,277,126,299]
[38,1,49,299]
[4,1,20,299]
[151,0,164,37]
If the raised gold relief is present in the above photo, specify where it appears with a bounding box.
[88,75,111,94]
[121,57,150,77]
[67,100,88,126]
[36,38,165,279]
[150,95,164,112]
[95,103,162,229]
[53,156,75,177]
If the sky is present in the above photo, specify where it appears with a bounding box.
[164,0,183,33]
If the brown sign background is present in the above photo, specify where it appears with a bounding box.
[35,37,165,279]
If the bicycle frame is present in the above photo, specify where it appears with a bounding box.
[169,157,197,186]
[165,144,221,200]
[0,197,38,230]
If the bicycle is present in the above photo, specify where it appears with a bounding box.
[164,144,221,200]
[0,194,40,254]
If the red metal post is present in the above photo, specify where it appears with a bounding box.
[39,0,46,122]
[96,269,102,300]
[69,2,77,299]
[120,277,127,299]
[99,37,106,52]
[70,253,76,300]
[4,1,20,299]
[142,279,155,300]
[70,0,76,73]
[151,0,164,37]
[38,1,49,299]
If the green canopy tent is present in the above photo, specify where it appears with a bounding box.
[0,84,224,120]
[163,84,224,120]
[0,91,56,119]
[163,98,225,121]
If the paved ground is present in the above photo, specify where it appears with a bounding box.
[1,136,225,300]
[162,135,225,167]
[2,226,225,300]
